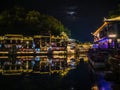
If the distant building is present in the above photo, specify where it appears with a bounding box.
[0,33,69,54]
[67,39,77,54]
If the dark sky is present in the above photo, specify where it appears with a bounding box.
[0,0,120,42]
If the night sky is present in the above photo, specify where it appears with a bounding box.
[0,0,120,42]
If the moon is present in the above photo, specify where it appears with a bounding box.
[66,11,75,15]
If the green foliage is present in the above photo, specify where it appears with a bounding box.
[108,4,120,18]
[25,10,41,24]
[0,7,70,36]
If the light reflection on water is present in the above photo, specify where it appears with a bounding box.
[0,55,79,76]
[96,71,113,90]
[0,54,116,90]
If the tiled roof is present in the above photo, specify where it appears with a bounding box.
[93,16,120,35]
[104,16,120,21]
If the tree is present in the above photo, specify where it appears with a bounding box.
[0,7,26,34]
[39,15,65,35]
[108,4,120,18]
[0,7,70,36]
[25,10,41,24]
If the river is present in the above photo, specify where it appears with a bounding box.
[0,54,114,90]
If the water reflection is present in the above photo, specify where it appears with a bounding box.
[0,54,118,90]
[0,55,79,75]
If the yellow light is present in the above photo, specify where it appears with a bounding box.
[93,22,108,35]
[108,34,116,38]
